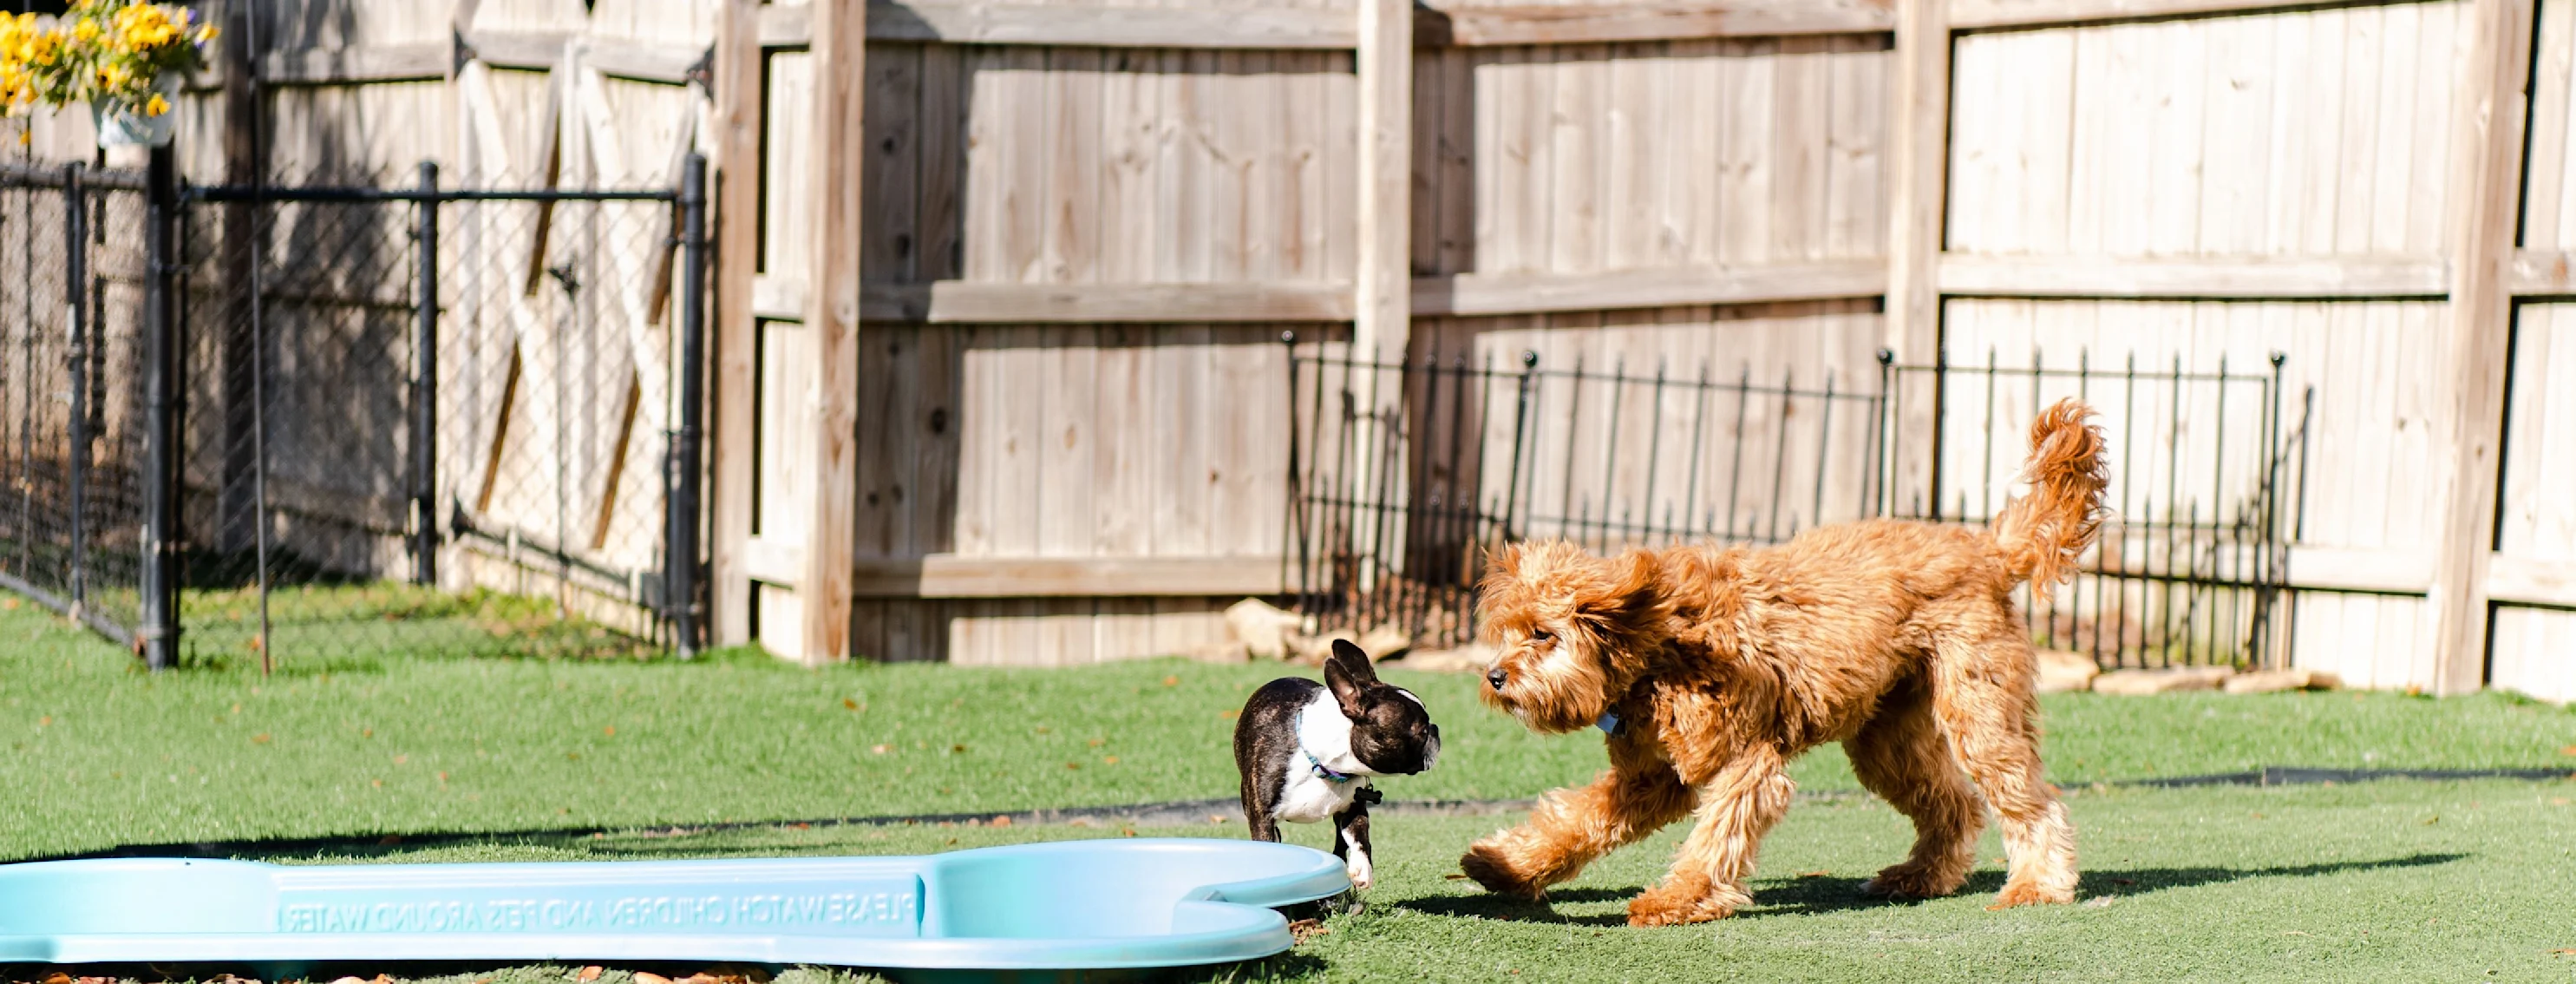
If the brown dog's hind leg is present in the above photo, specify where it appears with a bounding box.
[1931,625,2079,909]
[1461,761,1692,900]
[1847,679,1984,901]
[1626,747,1794,926]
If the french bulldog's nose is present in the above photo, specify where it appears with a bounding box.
[1486,666,1507,691]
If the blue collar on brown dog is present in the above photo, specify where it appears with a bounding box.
[1596,712,1623,736]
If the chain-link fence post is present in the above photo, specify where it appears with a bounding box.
[413,161,440,587]
[63,162,88,612]
[140,146,180,670]
[668,154,707,656]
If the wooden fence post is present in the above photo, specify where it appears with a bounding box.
[709,0,762,647]
[1883,0,1949,516]
[1350,0,1414,591]
[801,0,867,664]
[1355,0,1411,363]
[2428,0,2537,694]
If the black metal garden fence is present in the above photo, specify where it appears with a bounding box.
[0,150,709,671]
[1284,337,2312,671]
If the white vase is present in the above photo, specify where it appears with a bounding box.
[92,74,180,149]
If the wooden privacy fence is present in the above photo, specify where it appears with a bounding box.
[706,0,2576,697]
[50,0,2570,694]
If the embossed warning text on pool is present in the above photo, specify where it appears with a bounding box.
[274,876,925,938]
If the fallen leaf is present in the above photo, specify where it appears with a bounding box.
[1121,827,1138,837]
[577,967,604,982]
[2112,878,2137,886]
[1102,756,1119,765]
[438,771,449,783]
[42,973,72,984]
[2552,948,2576,956]
[636,974,674,984]
[1064,762,1081,771]
[2551,797,2570,806]
[371,778,384,788]
[393,754,409,764]
[1288,917,1329,943]
[1087,738,1106,746]
[871,744,891,754]
[1162,675,1180,687]
[2560,745,2576,758]
[2083,896,2115,909]
[37,715,50,727]
[252,733,271,745]
[2423,816,2439,825]
[1209,813,1228,824]
[1219,710,1239,719]
[991,815,1013,828]
[2,597,17,609]
[1443,873,1471,881]
[951,744,968,753]
[1796,870,1830,878]
[604,725,616,737]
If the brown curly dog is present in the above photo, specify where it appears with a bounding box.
[1460,397,2109,926]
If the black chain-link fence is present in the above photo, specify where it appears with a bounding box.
[0,163,151,648]
[0,152,707,670]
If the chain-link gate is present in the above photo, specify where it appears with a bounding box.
[0,150,708,670]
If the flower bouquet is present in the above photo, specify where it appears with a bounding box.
[0,0,215,148]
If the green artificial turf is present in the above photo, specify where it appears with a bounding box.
[3,598,2574,863]
[63,778,2576,983]
[4,592,2576,981]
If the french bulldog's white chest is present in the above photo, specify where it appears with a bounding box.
[1272,693,1377,824]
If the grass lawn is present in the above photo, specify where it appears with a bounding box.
[3,597,2575,981]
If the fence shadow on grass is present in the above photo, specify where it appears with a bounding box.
[1396,852,2468,925]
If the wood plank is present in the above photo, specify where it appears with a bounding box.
[261,43,453,86]
[464,30,706,83]
[1415,259,1887,317]
[1937,253,2449,298]
[2488,554,2576,608]
[2282,545,2438,595]
[762,2,1358,49]
[1884,0,1949,515]
[709,1,766,646]
[1951,0,2363,31]
[2426,0,2537,694]
[1357,0,1415,360]
[1421,1,1898,47]
[798,0,869,665]
[745,548,1284,599]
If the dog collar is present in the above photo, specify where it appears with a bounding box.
[1303,748,1362,784]
[1596,712,1623,736]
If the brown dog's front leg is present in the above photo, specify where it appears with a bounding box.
[1461,761,1692,900]
[1627,747,1793,926]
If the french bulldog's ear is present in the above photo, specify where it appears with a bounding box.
[1324,642,1373,716]
[1330,639,1378,682]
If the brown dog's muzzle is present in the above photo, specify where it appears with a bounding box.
[1486,666,1508,692]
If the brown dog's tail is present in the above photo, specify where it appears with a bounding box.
[1990,397,2109,602]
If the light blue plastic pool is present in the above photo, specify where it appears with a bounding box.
[0,839,1349,979]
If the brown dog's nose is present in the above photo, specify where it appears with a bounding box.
[1486,667,1507,691]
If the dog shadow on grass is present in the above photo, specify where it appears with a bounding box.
[1396,853,2467,926]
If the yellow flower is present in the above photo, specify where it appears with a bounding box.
[142,93,165,116]
[73,18,98,42]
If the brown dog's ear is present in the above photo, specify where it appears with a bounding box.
[1577,548,1663,634]
[1324,640,1374,715]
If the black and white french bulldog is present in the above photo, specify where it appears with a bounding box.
[1232,640,1441,890]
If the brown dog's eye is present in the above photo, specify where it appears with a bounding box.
[1530,628,1553,645]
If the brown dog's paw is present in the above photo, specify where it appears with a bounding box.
[1625,884,1737,927]
[1984,880,2076,910]
[1860,863,1966,901]
[1458,843,1546,900]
